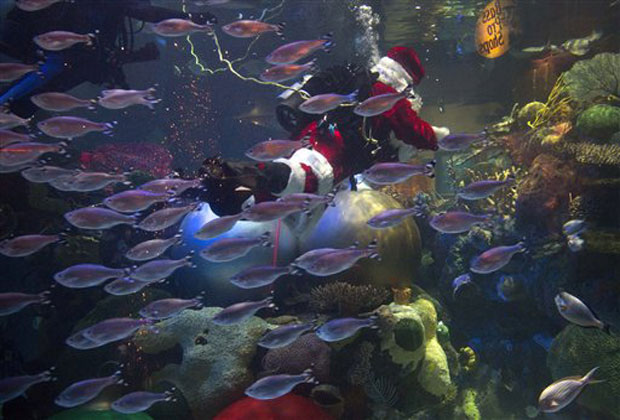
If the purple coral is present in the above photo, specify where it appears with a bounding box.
[261,333,331,382]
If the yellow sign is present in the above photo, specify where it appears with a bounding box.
[476,0,511,58]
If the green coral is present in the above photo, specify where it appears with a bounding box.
[547,325,620,418]
[461,388,481,420]
[564,53,620,103]
[49,408,152,420]
[576,104,620,141]
[393,317,425,352]
[517,101,545,128]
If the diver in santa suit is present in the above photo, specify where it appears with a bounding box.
[201,46,450,216]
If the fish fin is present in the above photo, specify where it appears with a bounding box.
[86,33,96,47]
[320,33,335,53]
[425,160,436,177]
[582,366,600,384]
[307,58,319,75]
[275,22,286,39]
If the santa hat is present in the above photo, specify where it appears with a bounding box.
[386,46,425,85]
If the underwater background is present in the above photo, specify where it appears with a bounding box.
[1,0,619,419]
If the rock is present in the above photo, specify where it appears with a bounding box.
[575,104,620,141]
[517,102,545,128]
[133,307,269,419]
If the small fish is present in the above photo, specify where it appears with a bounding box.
[277,192,334,208]
[561,30,602,56]
[54,264,126,288]
[139,178,201,195]
[64,171,127,192]
[82,318,152,345]
[230,265,293,289]
[31,92,95,112]
[367,207,418,229]
[555,291,605,330]
[212,296,275,325]
[65,330,101,350]
[470,242,526,274]
[0,291,50,316]
[104,277,156,296]
[452,273,473,298]
[245,139,307,161]
[64,207,136,230]
[266,34,334,64]
[0,63,39,82]
[363,160,436,185]
[137,204,197,232]
[0,129,32,148]
[111,390,174,414]
[0,141,65,166]
[241,201,307,222]
[315,316,377,342]
[563,219,586,236]
[55,371,123,408]
[33,31,94,51]
[353,91,408,117]
[300,242,380,277]
[150,19,213,37]
[0,112,30,130]
[194,213,242,240]
[438,132,485,151]
[292,247,340,271]
[567,234,584,252]
[257,322,314,349]
[125,235,181,261]
[260,61,316,83]
[298,90,358,114]
[139,296,202,320]
[538,367,601,413]
[104,189,169,213]
[16,0,64,12]
[37,116,113,139]
[429,211,490,234]
[222,20,285,38]
[245,369,315,400]
[21,165,78,183]
[0,370,53,404]
[0,234,60,257]
[199,232,271,262]
[130,256,192,282]
[98,88,161,110]
[457,178,514,201]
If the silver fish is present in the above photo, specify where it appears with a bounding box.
[563,219,586,236]
[82,318,152,345]
[16,0,64,11]
[241,201,307,222]
[212,296,274,325]
[429,211,490,234]
[266,34,333,64]
[555,291,605,329]
[0,141,65,166]
[567,234,584,252]
[277,192,334,208]
[0,162,32,174]
[34,31,94,51]
[111,390,174,414]
[315,316,377,342]
[64,207,136,230]
[151,19,212,37]
[63,172,127,192]
[130,256,192,282]
[199,232,271,262]
[244,369,315,400]
[438,132,485,151]
[49,174,80,191]
[222,20,284,38]
[245,139,307,161]
[139,297,202,320]
[260,61,316,83]
[104,189,169,213]
[0,112,29,129]
[194,213,242,240]
[230,265,293,289]
[31,92,95,112]
[538,367,600,413]
[470,242,526,274]
[137,204,197,232]
[125,235,181,261]
[139,178,201,195]
[299,242,379,277]
[292,247,340,271]
[257,322,314,349]
[457,178,514,201]
[363,160,435,185]
[452,274,474,299]
[367,207,418,229]
[54,264,126,288]
[353,91,406,117]
[0,234,60,257]
[37,116,113,139]
[0,63,38,82]
[55,371,123,408]
[65,330,103,350]
[98,88,160,110]
[104,277,158,296]
[298,90,358,114]
[21,165,78,183]
[0,291,50,316]
[0,370,53,404]
[0,129,32,148]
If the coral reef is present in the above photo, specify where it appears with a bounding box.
[575,104,620,141]
[214,394,333,420]
[309,281,390,316]
[133,307,269,419]
[347,341,375,386]
[563,53,620,103]
[516,101,545,129]
[460,388,481,420]
[547,325,620,418]
[551,141,620,166]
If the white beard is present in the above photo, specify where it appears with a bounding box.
[371,56,423,113]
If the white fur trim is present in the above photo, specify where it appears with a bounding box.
[274,148,334,196]
[432,126,450,141]
[371,56,413,93]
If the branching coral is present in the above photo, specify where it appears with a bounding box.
[309,281,390,316]
[550,141,620,166]
[564,53,620,104]
[347,341,375,386]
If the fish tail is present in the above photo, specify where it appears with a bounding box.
[85,33,96,46]
[321,33,335,53]
[588,30,603,41]
[307,58,319,75]
[346,89,359,103]
[103,121,117,135]
[260,231,272,247]
[425,160,437,178]
[582,366,601,384]
[275,22,286,39]
[39,290,52,305]
[368,314,379,328]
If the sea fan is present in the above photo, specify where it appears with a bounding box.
[564,53,620,103]
[364,373,399,408]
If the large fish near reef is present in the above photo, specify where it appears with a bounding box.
[0,112,29,130]
[241,201,308,222]
[139,297,202,320]
[298,90,358,114]
[0,370,53,404]
[98,88,161,110]
[245,139,308,161]
[363,161,435,185]
[111,390,174,414]
[55,372,123,408]
[367,207,418,229]
[266,34,334,64]
[65,207,136,230]
[33,31,94,51]
[125,235,181,261]
[212,296,274,325]
[315,316,377,342]
[0,291,50,316]
[470,242,526,274]
[554,291,605,330]
[260,61,316,83]
[137,204,198,232]
[81,318,152,345]
[31,92,95,112]
[438,132,485,151]
[457,178,514,201]
[294,241,379,277]
[104,189,170,213]
[194,213,242,240]
[353,91,408,117]
[0,129,32,148]
[16,0,64,12]
[0,234,60,257]
[139,178,201,195]
[0,141,65,166]
[37,116,114,140]
[54,264,126,288]
[230,265,293,289]
[200,233,271,262]
[257,322,314,349]
[244,369,315,400]
[429,211,490,234]
[538,367,601,413]
[21,165,78,183]
[150,19,212,37]
[222,20,285,38]
[0,63,38,83]
[130,256,193,282]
